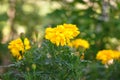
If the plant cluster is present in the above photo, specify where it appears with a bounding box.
[1,23,120,80]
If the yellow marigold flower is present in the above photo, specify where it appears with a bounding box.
[8,38,31,60]
[45,24,80,46]
[96,50,120,64]
[96,50,114,64]
[69,39,89,49]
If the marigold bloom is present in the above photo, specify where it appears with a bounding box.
[45,24,80,46]
[8,38,31,60]
[96,50,120,64]
[69,39,89,49]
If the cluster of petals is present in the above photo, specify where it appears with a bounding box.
[45,24,80,46]
[8,38,31,60]
[96,50,120,64]
[69,38,89,49]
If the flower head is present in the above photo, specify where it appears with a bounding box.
[96,50,120,64]
[8,38,31,60]
[45,24,80,46]
[69,38,89,49]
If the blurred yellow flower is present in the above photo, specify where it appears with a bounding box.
[69,39,89,49]
[96,50,120,64]
[8,38,31,60]
[45,24,80,46]
[24,38,31,50]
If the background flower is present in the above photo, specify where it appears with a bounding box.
[8,38,31,60]
[69,38,89,49]
[96,50,120,64]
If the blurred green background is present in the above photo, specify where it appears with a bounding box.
[0,0,120,74]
